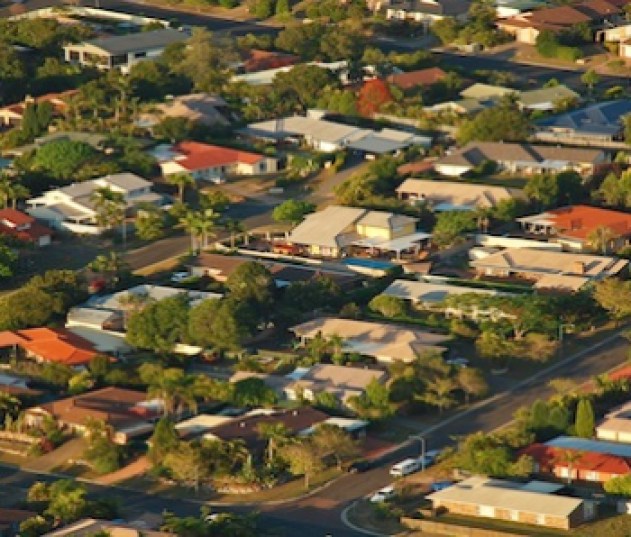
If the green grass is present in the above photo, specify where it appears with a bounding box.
[433,513,570,536]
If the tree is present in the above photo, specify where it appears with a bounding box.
[311,423,359,470]
[226,262,275,310]
[457,102,530,144]
[581,69,600,95]
[604,474,631,496]
[348,379,393,419]
[555,450,583,484]
[179,210,203,252]
[256,421,291,465]
[163,441,209,492]
[368,295,406,318]
[357,79,393,117]
[272,199,315,225]
[593,278,631,323]
[140,364,198,417]
[231,377,277,407]
[432,211,477,247]
[135,204,165,241]
[273,64,337,110]
[587,225,619,255]
[417,376,458,413]
[0,390,20,423]
[276,0,289,14]
[175,28,231,93]
[32,140,95,181]
[148,417,179,465]
[458,368,489,404]
[280,440,324,488]
[90,186,126,232]
[166,172,195,203]
[595,171,631,207]
[432,17,460,44]
[575,398,595,439]
[43,480,88,523]
[88,252,129,288]
[83,418,123,475]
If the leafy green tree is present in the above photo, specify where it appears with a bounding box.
[273,64,337,110]
[604,474,631,496]
[280,439,324,488]
[457,102,530,144]
[348,379,393,419]
[276,0,289,14]
[431,17,460,44]
[368,295,406,318]
[91,186,126,231]
[432,211,477,247]
[32,140,95,181]
[226,262,275,310]
[311,423,359,470]
[575,398,595,438]
[135,205,165,241]
[44,480,88,523]
[83,418,123,475]
[231,377,278,407]
[167,172,195,203]
[272,199,315,225]
[163,441,209,492]
[581,69,600,95]
[594,278,631,323]
[148,418,179,466]
[458,367,489,404]
[256,421,291,465]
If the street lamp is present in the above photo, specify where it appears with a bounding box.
[409,434,426,472]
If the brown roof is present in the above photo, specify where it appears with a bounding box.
[386,67,447,90]
[529,4,592,24]
[0,508,35,529]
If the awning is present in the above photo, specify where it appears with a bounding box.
[352,232,432,253]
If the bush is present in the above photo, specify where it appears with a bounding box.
[368,295,407,318]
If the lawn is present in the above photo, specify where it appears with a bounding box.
[575,514,631,536]
[346,500,405,536]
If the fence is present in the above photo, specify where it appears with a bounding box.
[402,518,525,537]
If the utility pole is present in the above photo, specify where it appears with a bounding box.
[409,434,426,472]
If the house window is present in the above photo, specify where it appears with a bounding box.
[134,51,147,59]
[586,471,598,481]
[69,51,80,62]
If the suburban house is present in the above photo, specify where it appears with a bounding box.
[0,327,101,367]
[495,0,551,18]
[243,113,432,154]
[434,142,606,177]
[470,247,628,291]
[534,100,631,145]
[546,435,631,460]
[42,518,175,537]
[0,208,52,246]
[396,178,524,211]
[283,364,388,407]
[24,387,162,444]
[426,476,595,530]
[0,90,77,129]
[136,93,231,128]
[518,85,580,111]
[0,509,35,537]
[522,442,631,483]
[188,252,358,287]
[235,49,299,73]
[497,0,626,44]
[381,279,510,320]
[384,0,471,25]
[63,29,187,74]
[517,205,631,252]
[291,317,450,363]
[0,372,40,399]
[385,67,448,91]
[288,205,429,258]
[596,400,631,443]
[26,173,164,234]
[3,131,108,158]
[151,141,277,181]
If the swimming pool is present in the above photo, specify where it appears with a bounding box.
[342,257,396,270]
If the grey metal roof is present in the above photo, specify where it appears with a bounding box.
[83,29,186,56]
[537,100,631,135]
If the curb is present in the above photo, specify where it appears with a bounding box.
[341,502,390,537]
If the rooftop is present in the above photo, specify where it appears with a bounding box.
[76,29,187,55]
[386,67,448,90]
[523,443,631,475]
[537,100,631,135]
[546,435,631,458]
[289,205,366,249]
[298,363,387,391]
[382,279,505,304]
[165,141,265,171]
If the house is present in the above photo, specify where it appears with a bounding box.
[0,372,40,399]
[470,247,628,290]
[0,208,52,246]
[426,476,595,530]
[63,29,187,74]
[384,0,471,25]
[243,113,431,153]
[0,509,36,537]
[434,142,606,177]
[534,100,631,145]
[236,49,299,73]
[3,131,108,158]
[151,141,277,181]
[26,173,164,234]
[596,400,631,443]
[283,364,388,407]
[495,0,550,18]
[518,85,580,111]
[42,518,175,537]
[136,93,230,129]
[459,83,517,102]
[0,327,101,367]
[24,387,162,444]
[385,67,448,91]
[0,90,77,129]
[291,317,450,363]
[396,179,524,211]
[232,60,351,86]
[517,205,631,252]
[174,414,235,439]
[288,205,429,258]
[522,442,631,483]
[546,435,631,458]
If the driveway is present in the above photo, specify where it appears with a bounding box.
[23,437,86,473]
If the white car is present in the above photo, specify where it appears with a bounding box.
[170,271,190,283]
[390,458,422,477]
[370,485,396,503]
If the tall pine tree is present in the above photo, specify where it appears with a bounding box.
[575,398,595,439]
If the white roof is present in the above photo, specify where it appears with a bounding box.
[427,476,583,518]
[299,416,368,436]
[383,279,503,303]
[175,414,234,436]
[289,205,366,248]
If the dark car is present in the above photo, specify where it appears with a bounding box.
[347,459,374,473]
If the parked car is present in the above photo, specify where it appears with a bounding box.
[430,480,454,492]
[347,459,373,473]
[419,449,442,468]
[370,485,396,503]
[390,458,422,477]
[446,357,469,368]
[170,271,190,283]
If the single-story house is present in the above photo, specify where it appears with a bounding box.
[459,83,517,102]
[396,178,524,211]
[534,100,631,145]
[522,442,631,483]
[495,0,550,18]
[596,400,631,443]
[0,208,52,246]
[283,364,387,407]
[3,132,108,158]
[63,29,187,74]
[24,387,163,444]
[517,205,631,252]
[427,476,595,530]
[288,205,429,258]
[385,67,448,91]
[434,142,606,177]
[42,518,175,537]
[174,414,235,439]
[0,509,36,537]
[0,327,102,367]
[384,0,471,25]
[0,90,77,129]
[470,247,628,290]
[518,85,580,111]
[546,435,631,458]
[136,93,230,129]
[151,141,277,181]
[291,317,450,363]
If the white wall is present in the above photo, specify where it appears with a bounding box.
[475,234,564,251]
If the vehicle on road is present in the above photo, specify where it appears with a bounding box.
[170,271,190,283]
[347,459,373,473]
[419,449,442,467]
[370,485,396,503]
[430,480,454,492]
[390,458,422,477]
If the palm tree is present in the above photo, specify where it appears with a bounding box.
[167,172,195,203]
[88,252,128,287]
[225,218,244,248]
[256,421,291,465]
[178,211,203,252]
[588,225,619,255]
[90,186,127,245]
[328,333,345,364]
[0,175,13,208]
[198,209,217,249]
[555,450,584,484]
[9,182,29,210]
[0,390,20,423]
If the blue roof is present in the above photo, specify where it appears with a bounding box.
[536,100,631,136]
[545,436,631,458]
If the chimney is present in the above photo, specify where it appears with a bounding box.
[572,261,585,274]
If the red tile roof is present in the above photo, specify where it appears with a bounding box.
[243,49,299,73]
[386,67,448,90]
[172,141,264,171]
[0,327,100,366]
[546,205,631,241]
[0,208,52,243]
[522,443,631,476]
[0,208,33,226]
[0,90,78,118]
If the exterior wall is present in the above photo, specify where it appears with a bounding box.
[357,224,394,240]
[621,43,631,59]
[596,427,631,443]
